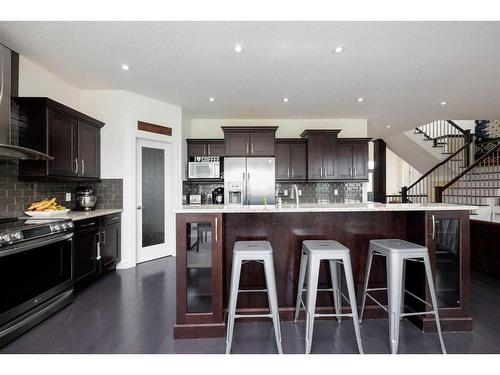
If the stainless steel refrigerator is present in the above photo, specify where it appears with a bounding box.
[224,157,275,205]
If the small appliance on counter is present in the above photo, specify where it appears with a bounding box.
[75,186,97,211]
[189,194,202,205]
[212,187,224,204]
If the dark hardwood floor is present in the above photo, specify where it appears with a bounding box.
[2,256,500,354]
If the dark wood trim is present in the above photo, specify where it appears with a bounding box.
[300,129,342,138]
[372,139,386,203]
[337,137,373,143]
[186,138,224,143]
[10,51,19,98]
[138,121,172,136]
[275,138,307,144]
[174,323,226,339]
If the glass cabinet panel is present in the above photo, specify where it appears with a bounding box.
[186,222,213,313]
[434,217,460,308]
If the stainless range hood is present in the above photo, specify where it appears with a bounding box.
[0,44,53,160]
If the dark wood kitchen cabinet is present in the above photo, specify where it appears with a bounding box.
[16,97,104,181]
[301,130,341,180]
[337,139,371,180]
[222,126,278,156]
[73,213,121,289]
[187,139,225,157]
[275,139,307,180]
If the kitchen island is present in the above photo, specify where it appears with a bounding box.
[173,203,476,339]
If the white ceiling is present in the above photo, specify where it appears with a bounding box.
[0,21,499,137]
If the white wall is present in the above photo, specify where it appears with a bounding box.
[18,56,183,269]
[18,56,81,109]
[185,118,367,139]
[385,148,422,195]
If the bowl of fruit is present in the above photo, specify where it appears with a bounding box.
[25,198,70,217]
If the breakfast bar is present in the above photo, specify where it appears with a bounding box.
[173,203,476,339]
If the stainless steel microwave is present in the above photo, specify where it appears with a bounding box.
[188,161,221,179]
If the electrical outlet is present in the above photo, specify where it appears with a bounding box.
[65,193,72,202]
[334,189,339,196]
[298,190,302,196]
[284,190,288,196]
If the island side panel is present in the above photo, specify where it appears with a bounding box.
[223,211,408,319]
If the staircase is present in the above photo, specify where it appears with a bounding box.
[397,120,500,209]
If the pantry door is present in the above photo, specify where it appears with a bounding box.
[136,139,172,263]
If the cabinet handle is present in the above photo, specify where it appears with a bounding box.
[287,168,290,178]
[292,168,294,178]
[80,222,96,228]
[251,143,254,154]
[96,233,101,260]
[246,142,249,154]
[431,214,436,240]
[215,217,218,243]
[81,159,85,175]
[204,145,207,155]
[207,144,211,155]
[74,158,79,174]
[353,167,356,177]
[320,167,322,178]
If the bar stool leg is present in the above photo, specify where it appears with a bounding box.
[305,256,320,354]
[225,254,242,354]
[359,248,374,324]
[400,259,406,319]
[387,253,403,354]
[423,253,447,354]
[329,260,342,323]
[263,255,283,354]
[341,254,364,354]
[294,250,308,323]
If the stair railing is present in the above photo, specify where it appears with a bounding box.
[415,120,472,158]
[401,141,473,203]
[436,143,500,205]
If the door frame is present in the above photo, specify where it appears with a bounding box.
[136,138,174,263]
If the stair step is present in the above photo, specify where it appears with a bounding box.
[456,180,500,188]
[445,188,500,197]
[442,195,491,206]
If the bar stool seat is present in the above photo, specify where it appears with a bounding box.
[226,240,283,354]
[294,240,363,354]
[359,239,447,354]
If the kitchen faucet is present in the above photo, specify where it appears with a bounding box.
[291,184,300,207]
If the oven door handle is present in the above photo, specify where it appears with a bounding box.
[0,233,74,258]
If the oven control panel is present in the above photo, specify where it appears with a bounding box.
[0,220,74,247]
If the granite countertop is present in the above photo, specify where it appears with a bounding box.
[174,202,478,214]
[46,208,123,221]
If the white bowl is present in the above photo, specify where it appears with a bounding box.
[24,209,70,217]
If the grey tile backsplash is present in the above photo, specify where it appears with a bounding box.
[0,160,123,216]
[183,180,363,204]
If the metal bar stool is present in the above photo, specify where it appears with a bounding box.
[359,239,446,354]
[293,240,363,354]
[225,240,283,354]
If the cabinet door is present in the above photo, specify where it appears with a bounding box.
[323,134,338,179]
[77,121,100,179]
[337,144,353,179]
[188,142,207,157]
[275,142,291,180]
[290,143,307,179]
[206,142,225,156]
[352,143,368,180]
[100,221,121,272]
[48,109,77,177]
[225,132,250,156]
[74,228,99,286]
[250,131,275,156]
[307,135,324,179]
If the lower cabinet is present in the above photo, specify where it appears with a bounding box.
[74,213,121,288]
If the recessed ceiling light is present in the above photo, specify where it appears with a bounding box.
[209,97,215,102]
[440,101,447,106]
[283,97,289,103]
[121,64,130,71]
[334,46,344,54]
[357,97,364,103]
[234,44,244,53]
[386,125,391,128]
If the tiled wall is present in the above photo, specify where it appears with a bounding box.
[0,161,123,216]
[182,180,363,204]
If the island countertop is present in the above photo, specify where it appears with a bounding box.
[174,202,477,214]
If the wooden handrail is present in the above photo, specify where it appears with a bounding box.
[441,143,500,191]
[446,120,467,134]
[406,141,473,191]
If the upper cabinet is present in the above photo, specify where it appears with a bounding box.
[337,139,371,180]
[301,130,341,180]
[275,139,307,180]
[187,139,225,157]
[16,98,104,181]
[222,126,278,157]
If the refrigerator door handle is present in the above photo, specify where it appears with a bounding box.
[247,172,250,205]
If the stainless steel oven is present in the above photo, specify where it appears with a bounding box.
[0,219,74,347]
